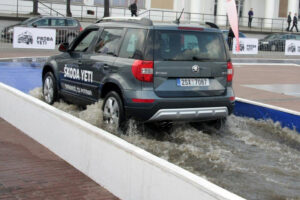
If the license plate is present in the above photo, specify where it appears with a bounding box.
[177,78,210,87]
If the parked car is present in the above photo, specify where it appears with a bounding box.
[42,17,235,129]
[1,16,82,43]
[259,33,300,51]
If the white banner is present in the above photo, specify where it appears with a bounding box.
[13,27,56,49]
[285,40,300,55]
[84,0,94,6]
[232,38,258,55]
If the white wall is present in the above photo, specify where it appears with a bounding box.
[288,0,300,15]
[0,83,246,200]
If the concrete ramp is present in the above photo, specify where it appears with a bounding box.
[0,82,245,200]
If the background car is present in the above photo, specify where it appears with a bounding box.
[259,33,300,51]
[221,30,246,41]
[1,16,82,44]
[222,30,246,50]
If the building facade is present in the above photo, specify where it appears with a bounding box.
[147,0,300,18]
[145,0,300,27]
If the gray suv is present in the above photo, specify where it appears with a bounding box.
[42,17,235,128]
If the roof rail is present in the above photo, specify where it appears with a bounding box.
[96,17,153,26]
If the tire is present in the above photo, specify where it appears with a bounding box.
[66,34,76,44]
[102,91,125,128]
[43,72,58,105]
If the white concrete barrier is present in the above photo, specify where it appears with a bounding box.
[0,83,245,200]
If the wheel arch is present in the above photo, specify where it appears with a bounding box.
[42,65,55,80]
[100,81,124,103]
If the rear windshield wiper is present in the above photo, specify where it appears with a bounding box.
[162,57,214,61]
[192,56,213,61]
[163,58,191,61]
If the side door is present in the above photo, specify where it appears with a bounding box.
[80,27,125,100]
[58,28,99,100]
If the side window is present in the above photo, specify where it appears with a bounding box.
[73,30,98,52]
[51,19,66,26]
[66,19,78,27]
[94,28,123,55]
[279,35,288,40]
[295,35,300,40]
[34,19,50,27]
[119,29,147,59]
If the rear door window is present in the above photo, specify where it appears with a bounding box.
[94,28,123,55]
[119,28,147,60]
[51,19,66,27]
[154,30,226,61]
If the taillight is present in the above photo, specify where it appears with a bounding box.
[178,27,204,31]
[131,60,154,82]
[79,26,83,32]
[132,98,155,103]
[227,62,234,82]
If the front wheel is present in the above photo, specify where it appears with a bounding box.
[102,91,125,128]
[43,72,58,104]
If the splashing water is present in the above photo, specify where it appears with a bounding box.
[31,87,300,200]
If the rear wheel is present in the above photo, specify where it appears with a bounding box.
[43,72,58,104]
[102,91,125,128]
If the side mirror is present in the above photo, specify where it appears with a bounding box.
[58,43,69,52]
[32,23,37,28]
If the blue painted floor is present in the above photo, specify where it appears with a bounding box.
[0,60,299,133]
[0,62,43,93]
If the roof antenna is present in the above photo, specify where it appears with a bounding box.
[174,8,184,25]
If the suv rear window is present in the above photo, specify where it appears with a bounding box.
[154,30,226,61]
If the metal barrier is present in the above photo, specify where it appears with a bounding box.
[0,0,138,21]
[138,9,294,33]
[0,26,298,58]
[0,0,295,32]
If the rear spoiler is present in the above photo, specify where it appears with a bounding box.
[205,22,219,29]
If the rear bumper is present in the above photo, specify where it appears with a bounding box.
[147,107,228,122]
[123,88,235,122]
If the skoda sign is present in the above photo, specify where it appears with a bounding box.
[192,65,200,73]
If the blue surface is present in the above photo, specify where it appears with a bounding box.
[234,101,300,133]
[0,62,43,93]
[0,60,299,134]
